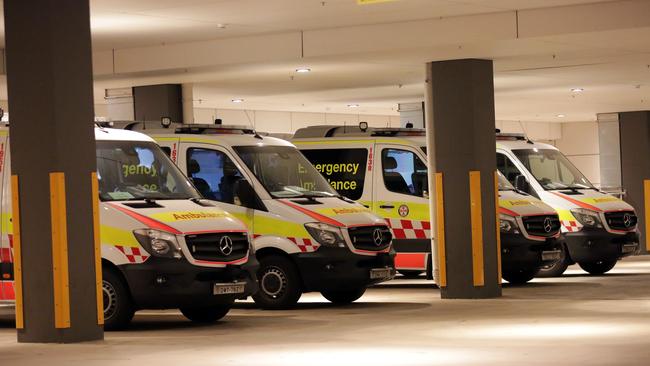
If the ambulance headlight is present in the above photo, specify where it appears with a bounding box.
[499,214,520,234]
[570,208,602,228]
[134,229,183,259]
[304,222,346,248]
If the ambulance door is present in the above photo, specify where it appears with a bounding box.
[373,144,431,273]
[299,141,374,209]
[152,136,181,163]
[177,142,257,232]
[0,135,11,301]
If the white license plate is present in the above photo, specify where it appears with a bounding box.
[541,250,562,261]
[622,244,637,254]
[370,268,393,280]
[213,283,245,295]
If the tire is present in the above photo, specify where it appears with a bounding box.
[180,304,231,323]
[252,255,302,309]
[536,246,570,277]
[502,269,537,285]
[578,259,617,275]
[398,270,424,278]
[321,287,366,304]
[102,267,135,331]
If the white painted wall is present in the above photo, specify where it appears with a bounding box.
[554,121,601,186]
[192,107,401,133]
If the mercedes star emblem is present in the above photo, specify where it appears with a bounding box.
[543,217,553,233]
[623,213,633,228]
[372,228,384,246]
[219,235,234,256]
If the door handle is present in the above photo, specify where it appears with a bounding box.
[379,204,395,209]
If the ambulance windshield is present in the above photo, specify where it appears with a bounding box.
[497,171,515,191]
[96,140,200,201]
[513,148,594,190]
[234,145,338,199]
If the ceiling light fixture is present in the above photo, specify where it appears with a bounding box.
[231,99,244,103]
[347,104,360,108]
[557,114,566,118]
[216,23,227,29]
[571,88,584,93]
[296,67,311,73]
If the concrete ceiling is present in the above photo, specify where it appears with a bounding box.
[2,0,650,122]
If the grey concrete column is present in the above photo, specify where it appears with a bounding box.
[4,0,104,342]
[182,83,195,124]
[425,59,501,299]
[618,111,650,254]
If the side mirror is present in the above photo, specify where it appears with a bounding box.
[514,174,529,192]
[234,179,258,208]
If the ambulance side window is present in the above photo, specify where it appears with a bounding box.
[496,152,524,184]
[300,148,368,200]
[187,148,245,205]
[381,149,428,197]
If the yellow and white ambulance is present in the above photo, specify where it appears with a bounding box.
[496,132,639,276]
[115,122,395,309]
[293,125,563,284]
[0,125,258,329]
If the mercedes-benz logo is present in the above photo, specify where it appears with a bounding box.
[543,217,553,233]
[372,228,384,246]
[623,213,633,228]
[219,235,234,256]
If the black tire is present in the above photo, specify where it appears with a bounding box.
[102,267,135,331]
[398,270,424,278]
[180,304,231,323]
[578,259,617,275]
[252,255,302,309]
[536,246,570,277]
[321,287,366,304]
[502,269,537,285]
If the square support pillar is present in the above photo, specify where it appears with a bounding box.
[4,0,104,342]
[425,59,501,299]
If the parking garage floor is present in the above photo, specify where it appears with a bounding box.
[2,256,650,366]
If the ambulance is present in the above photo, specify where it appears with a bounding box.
[496,132,639,276]
[113,122,395,309]
[0,125,258,329]
[293,125,564,284]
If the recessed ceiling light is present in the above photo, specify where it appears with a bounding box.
[216,23,227,29]
[296,67,311,73]
[347,104,360,108]
[571,88,584,93]
[231,99,244,103]
[557,114,566,118]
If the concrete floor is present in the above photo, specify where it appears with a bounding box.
[2,256,650,366]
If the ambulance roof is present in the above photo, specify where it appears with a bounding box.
[95,127,155,142]
[496,139,559,152]
[163,133,296,148]
[292,125,427,148]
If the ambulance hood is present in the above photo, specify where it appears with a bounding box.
[499,190,556,217]
[104,199,247,234]
[265,197,387,228]
[543,188,635,213]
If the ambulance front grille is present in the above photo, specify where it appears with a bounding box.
[185,232,249,262]
[521,215,561,237]
[348,225,392,251]
[604,211,637,231]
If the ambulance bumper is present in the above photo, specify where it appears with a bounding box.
[501,234,563,271]
[292,247,396,292]
[120,255,259,310]
[564,228,639,263]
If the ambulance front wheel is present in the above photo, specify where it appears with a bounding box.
[578,259,617,275]
[320,287,366,304]
[180,304,231,323]
[253,255,302,309]
[398,270,423,278]
[103,267,135,331]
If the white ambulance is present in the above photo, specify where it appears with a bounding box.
[293,125,564,284]
[114,122,395,309]
[0,125,258,329]
[496,132,639,276]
